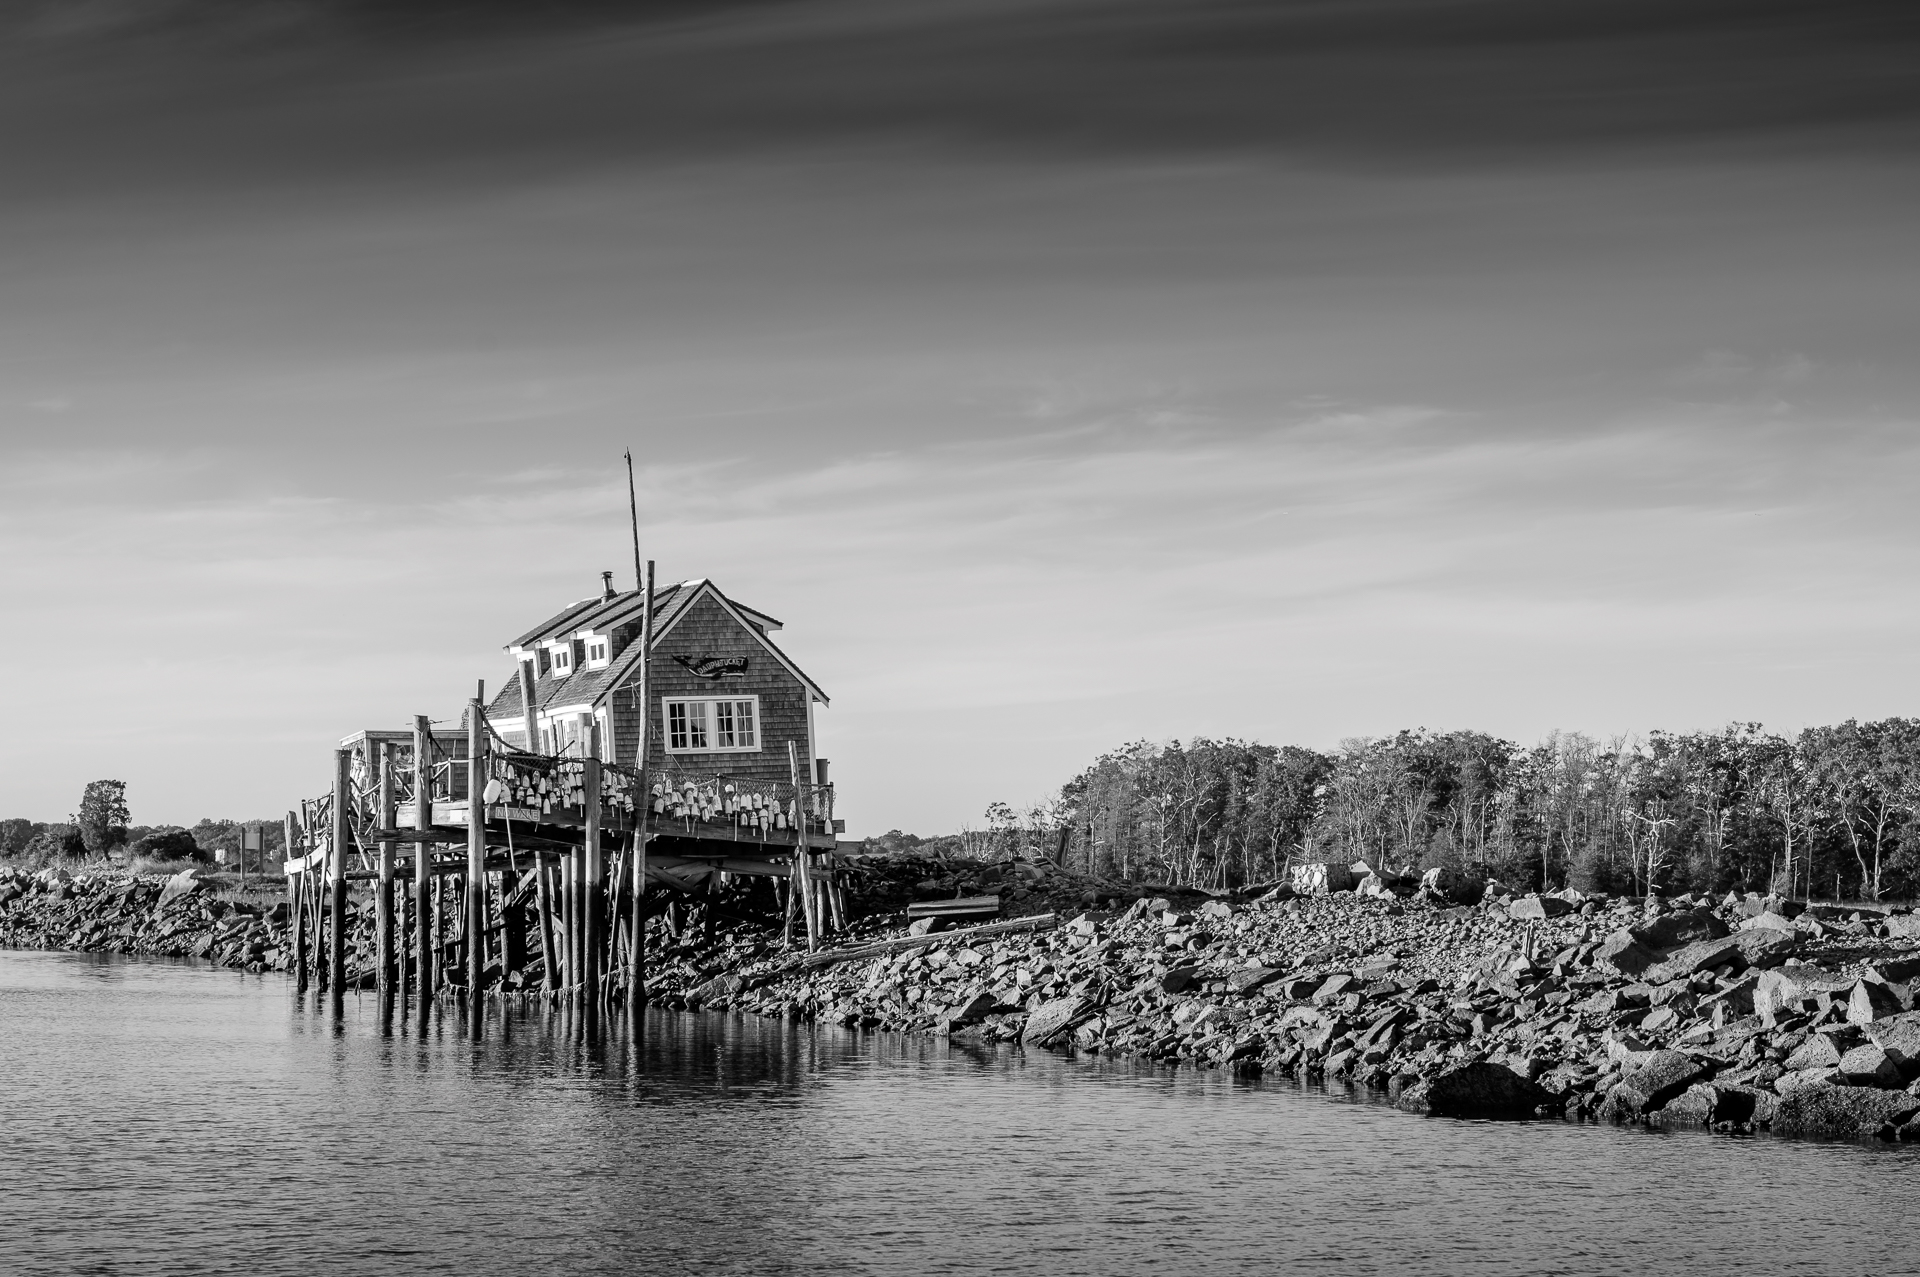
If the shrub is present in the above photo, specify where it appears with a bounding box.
[127,828,202,862]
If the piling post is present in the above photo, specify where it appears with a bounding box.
[413,716,434,1011]
[628,559,654,1015]
[467,697,487,1025]
[286,811,305,995]
[584,725,603,1020]
[788,742,817,952]
[329,747,350,1012]
[377,743,397,1016]
[535,852,557,995]
[560,852,576,1001]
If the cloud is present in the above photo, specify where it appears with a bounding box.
[9,385,1916,831]
[3,0,1918,211]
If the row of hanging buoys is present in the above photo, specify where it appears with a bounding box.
[643,779,800,833]
[603,769,637,815]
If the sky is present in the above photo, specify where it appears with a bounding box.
[2,0,1918,835]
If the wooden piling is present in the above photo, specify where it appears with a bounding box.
[628,558,654,1014]
[561,851,576,999]
[309,863,326,990]
[377,743,396,1009]
[788,742,817,952]
[413,715,434,1009]
[535,857,557,995]
[286,811,306,994]
[291,860,308,995]
[584,725,603,1017]
[329,747,350,1010]
[630,831,647,1012]
[467,697,486,1022]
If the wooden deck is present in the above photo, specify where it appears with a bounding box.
[280,704,849,1024]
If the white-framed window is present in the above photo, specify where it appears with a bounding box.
[584,638,609,667]
[550,644,572,675]
[663,696,760,753]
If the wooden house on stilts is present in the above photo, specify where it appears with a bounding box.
[280,569,847,1021]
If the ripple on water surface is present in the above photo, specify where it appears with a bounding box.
[0,950,1912,1277]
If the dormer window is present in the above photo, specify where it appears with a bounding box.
[584,638,609,668]
[551,645,572,675]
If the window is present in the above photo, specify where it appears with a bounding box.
[551,645,572,675]
[664,696,759,753]
[585,639,608,666]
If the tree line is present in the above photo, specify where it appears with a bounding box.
[1,779,286,868]
[925,721,1920,903]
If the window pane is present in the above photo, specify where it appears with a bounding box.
[687,701,709,749]
[668,702,687,750]
[735,700,756,747]
[715,701,736,748]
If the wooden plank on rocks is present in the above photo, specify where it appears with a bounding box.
[905,895,1001,919]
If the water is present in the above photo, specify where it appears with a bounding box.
[1,951,1912,1277]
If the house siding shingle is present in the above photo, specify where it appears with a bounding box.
[608,593,810,783]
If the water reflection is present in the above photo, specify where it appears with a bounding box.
[3,949,1918,1277]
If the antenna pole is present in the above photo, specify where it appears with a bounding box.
[624,449,644,595]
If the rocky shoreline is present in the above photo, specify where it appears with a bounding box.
[7,859,1920,1143]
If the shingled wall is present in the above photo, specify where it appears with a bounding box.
[607,592,812,784]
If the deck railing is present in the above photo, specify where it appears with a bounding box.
[293,727,837,870]
[485,751,834,841]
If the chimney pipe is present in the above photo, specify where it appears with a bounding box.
[601,570,616,601]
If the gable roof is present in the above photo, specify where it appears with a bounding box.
[490,579,827,720]
[653,581,828,706]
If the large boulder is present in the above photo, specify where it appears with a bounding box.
[1596,1050,1708,1122]
[1755,965,1857,1026]
[1021,996,1092,1047]
[1836,1043,1908,1089]
[1356,873,1397,900]
[1630,907,1730,952]
[1392,1061,1554,1119]
[1885,914,1920,940]
[1732,927,1798,969]
[1739,911,1796,933]
[1784,1032,1850,1072]
[1595,930,1661,977]
[1227,965,1287,996]
[1290,861,1356,895]
[156,866,215,908]
[1159,967,1202,995]
[1644,936,1746,983]
[1866,1012,1920,1071]
[1771,1084,1920,1139]
[685,971,749,1008]
[1870,956,1920,985]
[1847,980,1906,1026]
[1418,865,1471,904]
[1653,1082,1768,1127]
[1508,895,1572,922]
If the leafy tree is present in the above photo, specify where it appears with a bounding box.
[0,818,40,857]
[74,780,130,854]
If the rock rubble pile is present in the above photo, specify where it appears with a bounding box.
[0,865,297,972]
[669,874,1920,1142]
[10,855,1920,1142]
